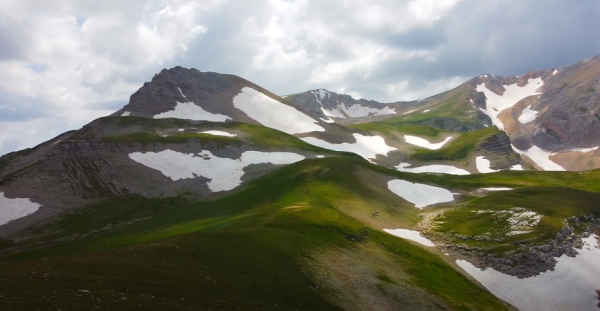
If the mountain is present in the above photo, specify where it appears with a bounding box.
[1,53,600,310]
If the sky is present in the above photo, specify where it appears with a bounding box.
[1,0,600,156]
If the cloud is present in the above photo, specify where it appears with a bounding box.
[0,0,599,155]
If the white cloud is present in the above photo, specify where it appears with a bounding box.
[1,0,600,155]
[0,0,219,153]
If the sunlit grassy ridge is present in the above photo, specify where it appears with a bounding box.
[410,127,501,162]
[0,157,510,310]
[433,186,600,255]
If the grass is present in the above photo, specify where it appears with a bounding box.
[410,127,501,161]
[348,123,446,138]
[380,86,481,125]
[85,117,346,155]
[0,157,510,310]
[434,186,600,254]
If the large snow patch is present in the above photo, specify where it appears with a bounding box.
[395,163,470,175]
[234,87,325,134]
[387,179,454,209]
[129,149,305,192]
[154,102,231,122]
[384,229,435,247]
[302,134,396,161]
[404,135,452,150]
[476,77,543,130]
[457,235,600,311]
[475,156,499,173]
[198,130,237,137]
[0,192,41,226]
[512,145,565,171]
[339,103,396,118]
[518,105,539,124]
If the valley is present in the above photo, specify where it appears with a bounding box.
[0,53,600,310]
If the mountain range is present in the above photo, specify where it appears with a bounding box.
[0,53,599,310]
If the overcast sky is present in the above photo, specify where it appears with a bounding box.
[1,0,600,155]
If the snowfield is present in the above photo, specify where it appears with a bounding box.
[404,135,452,150]
[387,179,454,209]
[234,87,325,134]
[198,130,237,137]
[338,103,396,118]
[395,163,470,175]
[457,235,600,311]
[475,156,498,173]
[311,90,346,119]
[512,145,566,171]
[129,149,305,192]
[384,229,435,247]
[121,111,131,117]
[0,192,41,226]
[510,164,524,171]
[518,105,539,124]
[476,77,544,130]
[154,102,231,122]
[301,134,396,161]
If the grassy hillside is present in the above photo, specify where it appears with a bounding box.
[0,157,510,311]
[410,127,502,161]
[381,85,482,125]
[432,186,600,255]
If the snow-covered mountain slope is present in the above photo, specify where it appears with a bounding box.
[114,67,328,136]
[0,117,341,238]
[464,55,600,171]
[284,88,424,123]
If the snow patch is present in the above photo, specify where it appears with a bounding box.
[0,192,41,226]
[177,87,189,102]
[338,103,396,118]
[568,146,599,153]
[302,134,396,161]
[315,155,326,158]
[476,77,544,130]
[404,135,452,150]
[384,229,435,247]
[387,179,454,209]
[457,235,600,311]
[479,187,513,191]
[198,130,237,137]
[422,109,430,113]
[234,87,325,134]
[518,105,539,124]
[510,164,524,171]
[121,111,131,117]
[402,109,418,115]
[395,163,470,175]
[512,145,565,171]
[154,102,231,122]
[475,156,499,173]
[553,69,559,75]
[318,89,330,100]
[129,149,305,192]
[320,117,335,123]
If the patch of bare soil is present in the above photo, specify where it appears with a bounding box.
[303,242,450,311]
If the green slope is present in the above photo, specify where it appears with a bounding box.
[0,157,510,311]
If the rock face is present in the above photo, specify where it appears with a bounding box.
[442,215,600,278]
[0,117,322,239]
[476,132,521,170]
[284,89,423,121]
[457,54,600,170]
[114,66,324,127]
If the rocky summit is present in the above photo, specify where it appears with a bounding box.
[1,53,600,311]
